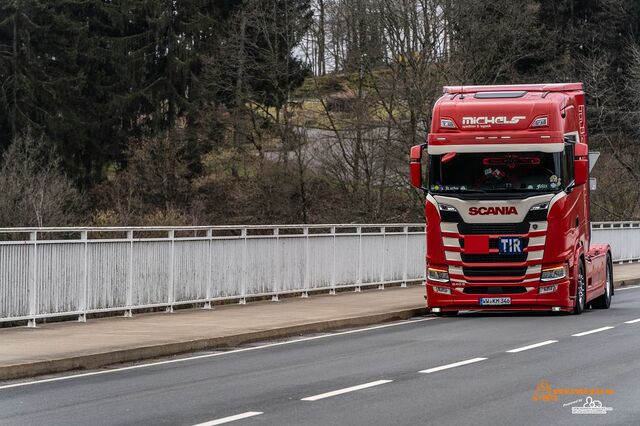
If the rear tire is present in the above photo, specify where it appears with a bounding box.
[592,254,612,309]
[573,260,586,315]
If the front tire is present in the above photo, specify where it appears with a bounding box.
[592,254,613,309]
[573,260,586,315]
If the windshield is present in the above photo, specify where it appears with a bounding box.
[428,151,564,194]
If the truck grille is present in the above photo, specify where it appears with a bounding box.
[462,266,528,277]
[443,215,546,281]
[459,238,530,249]
[460,253,527,263]
[458,222,529,235]
[463,286,528,294]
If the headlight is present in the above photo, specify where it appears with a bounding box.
[539,284,558,294]
[434,286,451,295]
[541,265,566,282]
[439,204,457,212]
[428,267,450,282]
[530,202,549,211]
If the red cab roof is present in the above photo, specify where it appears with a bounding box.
[427,83,587,153]
[443,83,583,94]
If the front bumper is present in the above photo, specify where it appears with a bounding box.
[425,278,573,312]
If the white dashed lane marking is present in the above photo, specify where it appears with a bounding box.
[301,380,393,401]
[506,340,558,353]
[572,326,615,337]
[191,411,263,425]
[419,357,487,374]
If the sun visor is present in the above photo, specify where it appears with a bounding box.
[427,143,565,155]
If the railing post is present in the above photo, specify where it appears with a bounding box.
[303,227,310,296]
[27,231,37,328]
[423,225,427,283]
[272,228,280,301]
[124,230,133,318]
[79,230,88,322]
[329,226,336,295]
[402,226,409,287]
[203,228,213,309]
[378,226,385,290]
[356,226,362,292]
[239,228,247,304]
[167,229,175,313]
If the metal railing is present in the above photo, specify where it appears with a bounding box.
[591,222,640,263]
[0,224,427,326]
[0,222,637,327]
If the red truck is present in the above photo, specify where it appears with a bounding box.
[410,83,613,315]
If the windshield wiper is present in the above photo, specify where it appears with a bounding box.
[458,189,487,193]
[484,188,555,193]
[438,188,486,193]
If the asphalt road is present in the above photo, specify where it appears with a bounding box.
[1,286,640,426]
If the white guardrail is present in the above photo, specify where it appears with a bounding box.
[591,222,640,263]
[0,222,637,326]
[0,224,426,326]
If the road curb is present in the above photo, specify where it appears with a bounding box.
[615,277,640,288]
[0,307,428,381]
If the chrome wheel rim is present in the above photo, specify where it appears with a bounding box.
[605,264,611,300]
[578,268,585,309]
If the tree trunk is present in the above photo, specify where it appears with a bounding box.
[231,12,247,180]
[318,0,326,75]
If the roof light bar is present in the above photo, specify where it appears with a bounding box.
[440,118,457,129]
[530,116,549,127]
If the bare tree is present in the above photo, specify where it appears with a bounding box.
[0,133,80,227]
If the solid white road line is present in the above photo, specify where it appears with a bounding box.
[616,285,640,291]
[506,340,558,353]
[301,380,392,401]
[419,357,487,374]
[0,317,436,391]
[572,326,615,337]
[192,412,263,425]
[624,318,640,324]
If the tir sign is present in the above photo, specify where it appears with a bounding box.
[499,237,523,255]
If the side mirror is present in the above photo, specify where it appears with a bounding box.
[410,144,427,189]
[575,159,588,186]
[574,143,588,186]
[574,143,588,157]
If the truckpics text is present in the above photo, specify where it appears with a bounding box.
[410,83,613,315]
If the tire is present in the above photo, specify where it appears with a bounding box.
[573,260,586,315]
[592,254,613,309]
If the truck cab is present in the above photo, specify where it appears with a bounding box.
[410,83,613,314]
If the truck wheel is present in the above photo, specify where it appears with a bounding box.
[573,260,586,315]
[592,254,612,309]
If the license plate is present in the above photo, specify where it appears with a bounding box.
[480,297,511,306]
[498,237,523,255]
